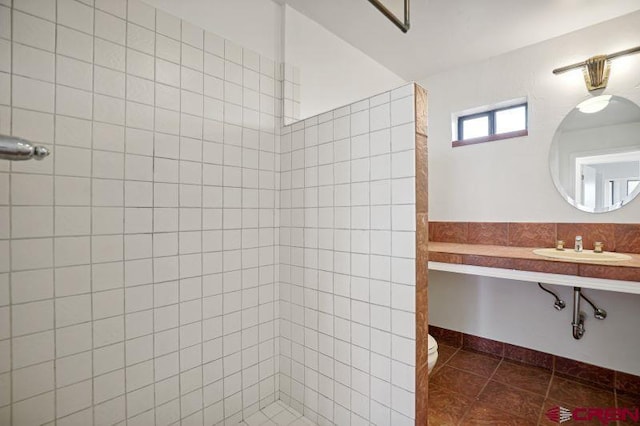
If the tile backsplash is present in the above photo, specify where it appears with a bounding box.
[0,0,280,424]
[429,221,640,252]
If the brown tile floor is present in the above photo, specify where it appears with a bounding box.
[428,344,640,426]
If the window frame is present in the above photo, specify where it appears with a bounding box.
[454,103,528,147]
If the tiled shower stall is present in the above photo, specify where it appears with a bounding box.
[277,88,418,426]
[0,0,419,424]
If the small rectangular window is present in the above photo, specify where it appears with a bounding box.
[454,103,528,147]
[460,114,490,139]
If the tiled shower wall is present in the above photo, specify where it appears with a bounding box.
[278,84,417,426]
[0,0,281,424]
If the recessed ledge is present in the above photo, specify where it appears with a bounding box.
[429,262,640,294]
[428,242,640,294]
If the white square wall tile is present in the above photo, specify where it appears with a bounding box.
[55,115,92,148]
[93,395,126,426]
[12,331,54,369]
[391,151,415,178]
[182,21,204,49]
[182,44,204,71]
[370,103,391,132]
[391,96,414,126]
[128,0,155,30]
[12,392,55,426]
[13,0,56,21]
[58,0,94,34]
[11,206,53,238]
[391,205,415,231]
[204,53,224,79]
[56,407,93,426]
[56,379,92,418]
[204,32,224,57]
[12,361,54,401]
[95,38,126,72]
[11,172,53,206]
[127,75,155,106]
[56,294,92,327]
[0,40,9,75]
[225,40,242,64]
[94,66,126,99]
[13,43,55,82]
[13,11,55,52]
[54,264,91,298]
[95,0,127,18]
[0,7,7,41]
[95,10,126,45]
[54,236,91,267]
[57,26,94,63]
[157,34,181,63]
[156,58,181,87]
[57,56,93,91]
[243,49,260,72]
[157,9,181,40]
[94,369,125,404]
[0,306,7,339]
[128,23,156,55]
[127,49,154,80]
[12,75,54,113]
[11,110,54,150]
[56,85,93,120]
[55,323,91,358]
[11,238,53,271]
[11,268,53,304]
[55,146,92,177]
[55,352,91,389]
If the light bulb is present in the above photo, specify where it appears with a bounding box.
[576,95,612,114]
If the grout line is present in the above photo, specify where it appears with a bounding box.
[122,0,129,422]
[240,42,246,421]
[176,15,183,423]
[544,369,554,400]
[7,1,13,424]
[88,2,96,424]
[199,19,205,426]
[220,27,226,424]
[51,0,58,422]
[150,6,157,426]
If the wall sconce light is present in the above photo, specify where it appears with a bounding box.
[553,45,640,92]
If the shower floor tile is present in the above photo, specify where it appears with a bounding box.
[239,401,315,426]
[429,344,626,426]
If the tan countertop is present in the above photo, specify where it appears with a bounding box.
[429,242,640,282]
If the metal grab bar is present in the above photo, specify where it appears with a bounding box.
[0,134,50,161]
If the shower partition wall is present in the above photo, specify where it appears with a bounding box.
[278,83,423,426]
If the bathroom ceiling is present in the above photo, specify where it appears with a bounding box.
[282,0,640,80]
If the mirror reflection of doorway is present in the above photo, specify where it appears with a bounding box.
[581,164,597,209]
[575,151,640,210]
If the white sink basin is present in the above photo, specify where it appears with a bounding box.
[533,248,631,262]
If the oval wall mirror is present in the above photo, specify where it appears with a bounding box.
[550,95,640,213]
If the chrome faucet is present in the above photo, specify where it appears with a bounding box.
[574,235,583,252]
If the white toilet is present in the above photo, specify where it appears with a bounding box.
[427,334,439,373]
